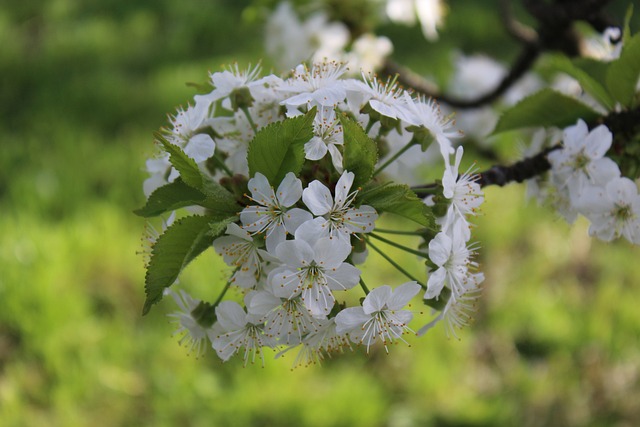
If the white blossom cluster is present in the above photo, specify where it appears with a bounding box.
[532,120,640,244]
[143,60,484,366]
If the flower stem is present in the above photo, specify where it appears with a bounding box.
[213,268,239,307]
[241,106,259,134]
[373,138,417,176]
[365,237,427,289]
[374,227,425,236]
[211,153,234,177]
[369,232,430,259]
[359,278,370,295]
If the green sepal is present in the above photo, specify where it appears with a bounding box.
[492,88,601,134]
[247,107,316,184]
[191,301,217,328]
[423,286,451,310]
[358,182,435,229]
[155,133,204,189]
[340,113,379,188]
[606,33,640,108]
[142,215,232,315]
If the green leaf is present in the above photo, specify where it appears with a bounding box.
[547,55,614,110]
[340,113,379,188]
[155,133,204,189]
[359,182,435,228]
[606,33,640,108]
[571,58,611,86]
[134,179,207,217]
[134,177,241,219]
[247,107,316,184]
[142,215,230,315]
[493,89,601,134]
[623,4,634,44]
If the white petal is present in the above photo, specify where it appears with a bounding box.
[335,307,369,334]
[275,238,314,268]
[313,237,351,269]
[276,172,303,207]
[428,232,452,267]
[425,267,446,299]
[304,137,329,161]
[387,281,421,310]
[301,283,335,316]
[282,207,313,235]
[215,301,247,331]
[325,263,361,291]
[184,134,215,163]
[363,285,392,314]
[247,172,275,206]
[302,181,334,215]
[334,171,355,207]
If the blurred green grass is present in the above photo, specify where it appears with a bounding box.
[1,1,640,426]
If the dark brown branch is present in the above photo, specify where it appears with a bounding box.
[477,145,560,187]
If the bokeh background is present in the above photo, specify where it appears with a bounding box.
[2,0,640,426]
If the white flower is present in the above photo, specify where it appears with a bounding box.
[583,27,622,62]
[576,177,640,244]
[240,172,313,253]
[399,93,461,159]
[278,318,351,367]
[439,146,484,240]
[305,106,344,171]
[280,62,347,110]
[247,287,322,345]
[345,34,393,74]
[425,227,480,300]
[265,2,349,71]
[548,119,620,201]
[335,281,421,352]
[385,0,445,41]
[213,223,275,288]
[209,295,276,365]
[164,289,211,357]
[344,73,407,120]
[301,170,378,243]
[268,232,361,317]
[418,272,483,338]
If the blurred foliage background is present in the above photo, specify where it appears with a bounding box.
[1,0,640,426]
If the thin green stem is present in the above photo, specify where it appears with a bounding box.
[369,232,430,259]
[359,278,370,295]
[374,227,425,236]
[211,153,233,177]
[410,183,440,196]
[365,237,427,289]
[213,268,239,307]
[373,138,417,177]
[241,106,259,134]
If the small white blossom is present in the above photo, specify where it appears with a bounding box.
[280,62,347,110]
[268,230,361,317]
[335,281,421,352]
[305,107,344,171]
[240,172,313,252]
[210,295,277,365]
[548,119,620,202]
[301,170,378,243]
[576,177,640,244]
[213,223,275,288]
[165,289,211,358]
[425,227,480,301]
